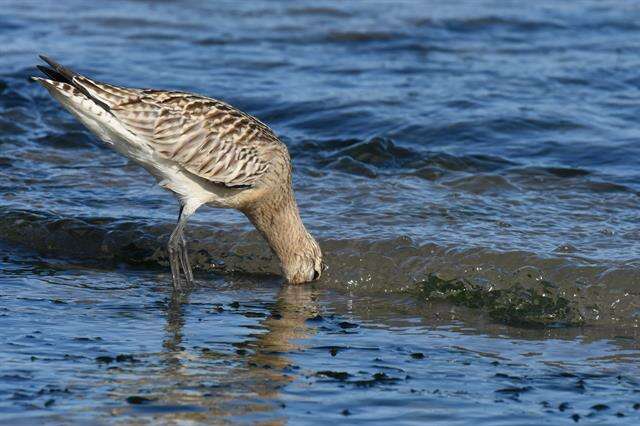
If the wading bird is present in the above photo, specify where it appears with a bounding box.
[33,56,324,289]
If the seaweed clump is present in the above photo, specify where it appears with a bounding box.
[418,274,584,328]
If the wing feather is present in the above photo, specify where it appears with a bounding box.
[36,56,282,188]
[110,90,277,187]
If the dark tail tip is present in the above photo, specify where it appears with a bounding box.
[36,65,71,83]
[38,55,77,82]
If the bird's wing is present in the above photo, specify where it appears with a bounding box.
[110,91,278,187]
[37,56,280,188]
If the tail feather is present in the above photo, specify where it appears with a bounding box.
[31,76,78,98]
[36,65,71,84]
[35,55,141,112]
[32,55,141,147]
[39,55,77,83]
[31,75,124,146]
[35,55,112,112]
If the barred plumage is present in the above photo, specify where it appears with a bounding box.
[62,73,283,188]
[33,55,324,289]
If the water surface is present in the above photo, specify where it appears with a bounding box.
[1,0,640,423]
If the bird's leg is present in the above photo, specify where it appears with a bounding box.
[168,204,196,290]
[168,222,184,291]
[178,234,194,286]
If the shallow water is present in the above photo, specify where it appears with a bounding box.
[1,0,640,423]
[2,250,640,425]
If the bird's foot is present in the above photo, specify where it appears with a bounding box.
[168,238,194,291]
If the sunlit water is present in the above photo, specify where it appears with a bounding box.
[1,0,640,423]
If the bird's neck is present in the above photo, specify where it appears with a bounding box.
[242,187,314,272]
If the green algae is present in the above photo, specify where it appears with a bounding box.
[418,274,584,328]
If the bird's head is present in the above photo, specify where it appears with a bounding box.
[282,233,325,285]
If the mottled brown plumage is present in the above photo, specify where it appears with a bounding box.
[33,55,324,288]
[87,84,281,188]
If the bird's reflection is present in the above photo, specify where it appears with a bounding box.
[162,290,189,371]
[158,280,322,419]
[243,283,322,401]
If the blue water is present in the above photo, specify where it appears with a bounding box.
[1,0,640,424]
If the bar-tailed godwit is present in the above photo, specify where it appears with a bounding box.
[32,55,324,289]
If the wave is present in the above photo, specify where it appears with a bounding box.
[1,206,639,329]
[292,137,636,195]
[411,16,567,33]
[287,7,353,18]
